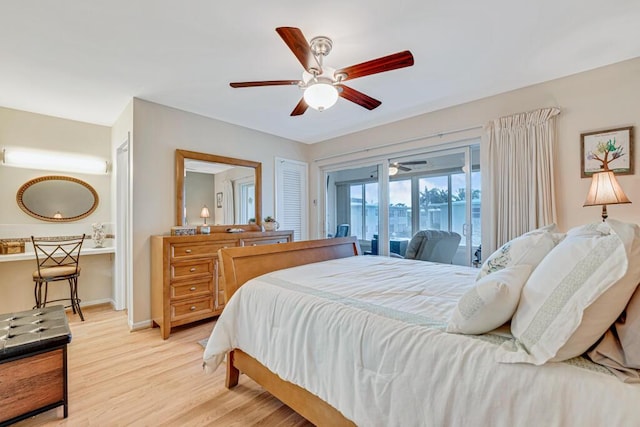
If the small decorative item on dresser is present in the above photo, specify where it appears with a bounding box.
[171,226,197,236]
[0,240,25,254]
[91,222,106,248]
[263,216,279,231]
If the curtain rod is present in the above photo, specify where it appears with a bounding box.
[313,124,483,163]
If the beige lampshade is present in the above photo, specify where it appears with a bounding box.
[583,170,631,207]
[200,205,210,224]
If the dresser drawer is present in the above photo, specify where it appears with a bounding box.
[171,278,213,299]
[171,259,214,281]
[241,237,290,246]
[171,241,238,259]
[171,297,214,321]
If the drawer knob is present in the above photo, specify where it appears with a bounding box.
[185,249,192,253]
[190,286,197,291]
[190,267,197,272]
[252,243,257,246]
[190,306,196,311]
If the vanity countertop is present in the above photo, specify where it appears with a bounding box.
[0,246,115,263]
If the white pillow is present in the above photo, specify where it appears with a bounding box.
[477,224,562,280]
[447,265,532,335]
[498,220,640,365]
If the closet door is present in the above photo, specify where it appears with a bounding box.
[275,158,308,241]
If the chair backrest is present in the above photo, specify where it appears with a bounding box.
[335,224,350,238]
[32,234,85,276]
[404,230,461,263]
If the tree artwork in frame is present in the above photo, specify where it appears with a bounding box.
[216,192,223,208]
[581,126,634,178]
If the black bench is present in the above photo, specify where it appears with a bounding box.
[0,305,72,426]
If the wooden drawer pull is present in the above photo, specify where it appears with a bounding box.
[190,306,196,311]
[190,267,197,272]
[185,249,192,253]
[189,286,197,291]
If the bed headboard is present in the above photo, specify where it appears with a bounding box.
[219,237,361,301]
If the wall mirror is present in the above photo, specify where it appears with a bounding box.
[17,175,99,222]
[176,149,262,228]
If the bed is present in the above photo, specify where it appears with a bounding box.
[203,236,640,426]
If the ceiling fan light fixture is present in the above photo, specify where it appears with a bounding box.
[303,81,338,111]
[389,165,399,176]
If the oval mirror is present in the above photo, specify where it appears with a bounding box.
[17,176,99,222]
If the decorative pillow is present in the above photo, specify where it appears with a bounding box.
[447,265,532,335]
[498,220,640,365]
[476,224,562,280]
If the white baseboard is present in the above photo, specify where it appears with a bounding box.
[80,298,114,308]
[130,319,153,331]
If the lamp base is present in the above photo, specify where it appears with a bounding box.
[601,205,608,222]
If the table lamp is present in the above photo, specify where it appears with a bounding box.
[583,169,631,221]
[200,205,210,224]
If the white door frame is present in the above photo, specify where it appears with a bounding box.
[115,134,133,326]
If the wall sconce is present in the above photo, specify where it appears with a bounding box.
[2,147,110,175]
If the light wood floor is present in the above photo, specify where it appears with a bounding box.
[14,305,313,427]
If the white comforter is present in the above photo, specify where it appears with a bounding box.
[203,256,640,426]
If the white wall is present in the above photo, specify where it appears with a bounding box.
[0,107,113,313]
[308,57,640,238]
[130,98,307,325]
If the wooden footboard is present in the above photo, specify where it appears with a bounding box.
[218,237,360,426]
[219,236,361,302]
[226,349,355,426]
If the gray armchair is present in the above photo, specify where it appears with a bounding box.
[403,230,461,264]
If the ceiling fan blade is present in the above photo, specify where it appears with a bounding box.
[290,98,308,116]
[230,80,300,88]
[336,50,414,81]
[337,85,382,110]
[276,27,321,74]
[398,165,411,172]
[400,160,428,165]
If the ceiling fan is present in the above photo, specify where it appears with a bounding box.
[229,27,414,116]
[389,160,427,175]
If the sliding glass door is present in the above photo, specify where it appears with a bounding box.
[324,143,480,265]
[389,145,480,265]
[326,164,382,254]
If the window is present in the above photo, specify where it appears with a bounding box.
[349,182,378,240]
[236,180,254,224]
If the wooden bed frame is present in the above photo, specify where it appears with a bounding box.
[218,237,361,426]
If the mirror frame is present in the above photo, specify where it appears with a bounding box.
[175,149,262,229]
[17,175,99,222]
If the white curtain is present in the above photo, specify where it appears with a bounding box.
[223,180,234,224]
[483,107,560,254]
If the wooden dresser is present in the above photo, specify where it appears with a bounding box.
[151,230,293,339]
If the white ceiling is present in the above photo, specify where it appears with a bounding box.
[1,1,639,144]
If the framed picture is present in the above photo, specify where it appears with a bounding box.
[581,126,634,178]
[216,192,223,208]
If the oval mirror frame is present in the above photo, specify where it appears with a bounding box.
[175,149,262,229]
[17,175,99,222]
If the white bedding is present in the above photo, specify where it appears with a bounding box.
[203,256,640,426]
